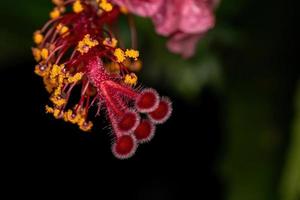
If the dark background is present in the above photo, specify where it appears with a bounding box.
[0,0,298,199]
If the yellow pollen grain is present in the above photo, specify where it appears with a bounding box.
[103,37,118,48]
[73,0,84,13]
[98,0,113,12]
[58,74,65,85]
[124,73,138,86]
[56,23,69,35]
[50,7,61,19]
[50,64,61,79]
[45,105,54,113]
[68,72,83,83]
[129,60,142,72]
[41,48,49,60]
[54,86,62,97]
[50,96,66,107]
[84,34,99,47]
[105,62,120,74]
[125,49,139,60]
[35,65,49,77]
[77,34,99,54]
[34,65,42,76]
[32,48,41,62]
[79,107,88,117]
[33,31,44,45]
[65,110,80,124]
[79,121,93,132]
[77,41,87,54]
[114,48,125,63]
[53,108,62,119]
[43,77,56,93]
[77,118,85,126]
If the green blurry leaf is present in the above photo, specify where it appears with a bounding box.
[280,82,300,200]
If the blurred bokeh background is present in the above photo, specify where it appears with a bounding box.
[0,0,298,199]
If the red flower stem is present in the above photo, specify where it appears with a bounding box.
[100,82,124,116]
[104,80,138,99]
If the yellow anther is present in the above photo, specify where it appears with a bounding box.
[73,0,84,13]
[79,120,93,132]
[50,7,61,19]
[77,41,87,54]
[81,107,89,117]
[43,77,54,92]
[77,34,99,54]
[43,77,56,93]
[114,48,125,63]
[32,48,41,62]
[46,105,62,119]
[56,23,69,35]
[50,64,61,79]
[124,73,138,86]
[45,105,54,114]
[122,58,131,67]
[98,0,113,12]
[120,6,129,14]
[128,60,142,72]
[34,65,43,76]
[48,64,65,86]
[50,96,66,107]
[33,31,44,45]
[35,65,49,77]
[77,118,85,126]
[63,114,68,122]
[83,34,99,47]
[125,49,139,60]
[54,85,62,96]
[64,110,80,124]
[56,99,66,107]
[68,72,83,83]
[41,48,49,60]
[103,37,118,48]
[53,108,63,119]
[58,74,65,85]
[105,62,120,74]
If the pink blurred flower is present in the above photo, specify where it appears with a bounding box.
[167,33,204,59]
[152,0,215,35]
[113,0,218,58]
